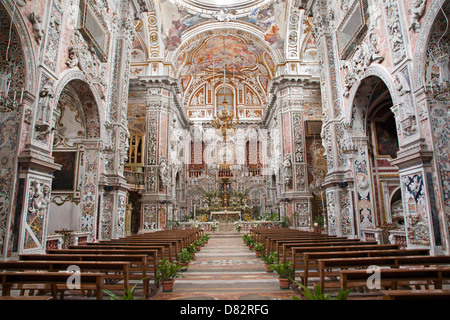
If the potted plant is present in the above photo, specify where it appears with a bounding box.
[313,215,325,233]
[234,220,243,232]
[293,283,352,300]
[269,259,294,289]
[156,257,186,292]
[242,234,252,245]
[186,243,197,259]
[242,234,256,249]
[260,250,277,272]
[102,282,141,300]
[210,220,218,232]
[201,234,211,244]
[251,242,264,257]
[193,240,202,251]
[177,248,193,271]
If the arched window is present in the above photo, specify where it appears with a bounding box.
[216,87,234,115]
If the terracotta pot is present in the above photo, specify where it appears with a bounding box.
[180,262,189,271]
[161,279,175,292]
[255,251,261,257]
[264,264,273,272]
[279,278,290,289]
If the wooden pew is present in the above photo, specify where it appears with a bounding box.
[287,243,398,264]
[0,260,131,294]
[262,234,340,253]
[339,266,450,297]
[47,248,160,265]
[381,289,450,300]
[127,229,201,248]
[281,240,378,262]
[0,296,52,300]
[297,248,430,287]
[316,254,450,291]
[0,271,105,300]
[20,254,154,298]
[92,240,176,260]
[291,242,398,269]
[250,229,322,245]
[270,237,355,258]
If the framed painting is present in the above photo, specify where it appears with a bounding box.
[52,151,77,191]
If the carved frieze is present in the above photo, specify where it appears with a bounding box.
[292,112,304,163]
[382,0,407,65]
[341,27,384,97]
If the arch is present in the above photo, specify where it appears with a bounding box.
[344,73,401,234]
[1,0,38,95]
[49,72,104,240]
[344,65,399,126]
[412,0,447,91]
[54,70,104,140]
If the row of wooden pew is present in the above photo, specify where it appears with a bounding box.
[0,229,203,300]
[250,228,450,300]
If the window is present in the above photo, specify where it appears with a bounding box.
[126,134,144,171]
[216,87,234,115]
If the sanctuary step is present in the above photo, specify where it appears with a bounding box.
[151,233,295,300]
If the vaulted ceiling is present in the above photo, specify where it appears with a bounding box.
[130,0,318,121]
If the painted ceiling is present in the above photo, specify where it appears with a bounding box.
[130,0,317,121]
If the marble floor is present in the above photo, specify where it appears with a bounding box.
[151,232,298,300]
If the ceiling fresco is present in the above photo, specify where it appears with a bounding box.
[130,0,317,121]
[159,0,287,53]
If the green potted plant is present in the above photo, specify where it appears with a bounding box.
[201,234,211,244]
[269,259,294,289]
[156,257,186,292]
[186,243,197,259]
[242,233,252,245]
[193,240,203,251]
[234,220,243,232]
[260,250,277,272]
[210,220,218,232]
[242,234,256,249]
[293,283,352,300]
[177,248,193,271]
[251,242,264,257]
[102,282,142,300]
[313,215,326,233]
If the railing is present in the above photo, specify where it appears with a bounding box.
[362,227,407,249]
[388,230,407,249]
[124,170,145,186]
[170,221,282,232]
[188,169,203,178]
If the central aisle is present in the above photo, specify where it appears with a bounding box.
[151,232,295,300]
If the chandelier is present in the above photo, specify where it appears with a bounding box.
[211,34,239,144]
[211,97,239,143]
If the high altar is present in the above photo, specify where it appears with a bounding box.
[210,210,241,220]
